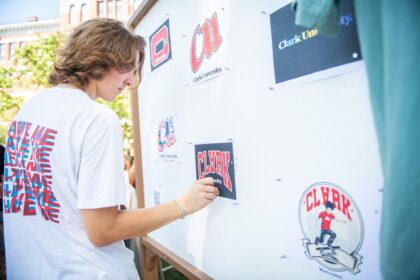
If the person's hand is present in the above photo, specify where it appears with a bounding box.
[177,177,219,216]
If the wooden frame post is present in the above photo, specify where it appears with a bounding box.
[129,89,159,280]
[128,1,213,279]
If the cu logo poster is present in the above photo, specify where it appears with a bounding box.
[195,142,236,200]
[190,12,224,84]
[270,1,361,84]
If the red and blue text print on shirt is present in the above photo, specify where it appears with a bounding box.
[319,211,335,230]
[3,121,61,223]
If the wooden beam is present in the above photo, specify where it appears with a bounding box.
[141,236,213,280]
[129,87,159,279]
[127,0,158,30]
[128,2,212,279]
[140,237,159,280]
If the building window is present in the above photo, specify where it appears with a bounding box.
[0,44,5,61]
[133,0,141,10]
[9,42,16,60]
[81,3,88,22]
[98,1,105,17]
[69,5,77,25]
[116,0,122,19]
[107,0,114,18]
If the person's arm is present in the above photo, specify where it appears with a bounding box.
[128,165,135,187]
[80,177,218,247]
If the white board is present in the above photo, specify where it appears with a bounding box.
[134,0,383,279]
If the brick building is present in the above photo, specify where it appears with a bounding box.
[0,0,142,66]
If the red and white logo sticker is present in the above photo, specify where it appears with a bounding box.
[190,12,223,73]
[299,182,364,274]
[149,18,172,71]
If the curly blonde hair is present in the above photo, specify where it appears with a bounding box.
[48,18,146,89]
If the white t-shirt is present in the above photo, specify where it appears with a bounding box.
[3,87,139,279]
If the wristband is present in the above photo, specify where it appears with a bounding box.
[173,200,186,219]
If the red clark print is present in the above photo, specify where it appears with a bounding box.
[195,142,236,200]
[299,182,364,274]
[305,184,352,221]
[197,150,232,191]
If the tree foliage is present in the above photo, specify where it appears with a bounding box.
[0,68,24,143]
[0,33,133,154]
[0,33,62,144]
[15,33,62,88]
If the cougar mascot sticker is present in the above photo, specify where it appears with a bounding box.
[299,182,364,274]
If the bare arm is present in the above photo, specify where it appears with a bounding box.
[128,166,135,187]
[80,177,218,247]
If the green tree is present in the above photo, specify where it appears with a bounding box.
[15,32,62,88]
[0,68,24,143]
[0,33,62,144]
[0,32,134,153]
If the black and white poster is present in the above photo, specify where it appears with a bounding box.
[270,1,362,84]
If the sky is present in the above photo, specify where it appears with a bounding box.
[0,0,60,25]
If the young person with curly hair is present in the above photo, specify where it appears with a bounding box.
[3,18,218,279]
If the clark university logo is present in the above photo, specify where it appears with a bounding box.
[190,12,223,73]
[157,116,176,152]
[299,182,364,274]
[149,18,172,71]
[194,142,236,200]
